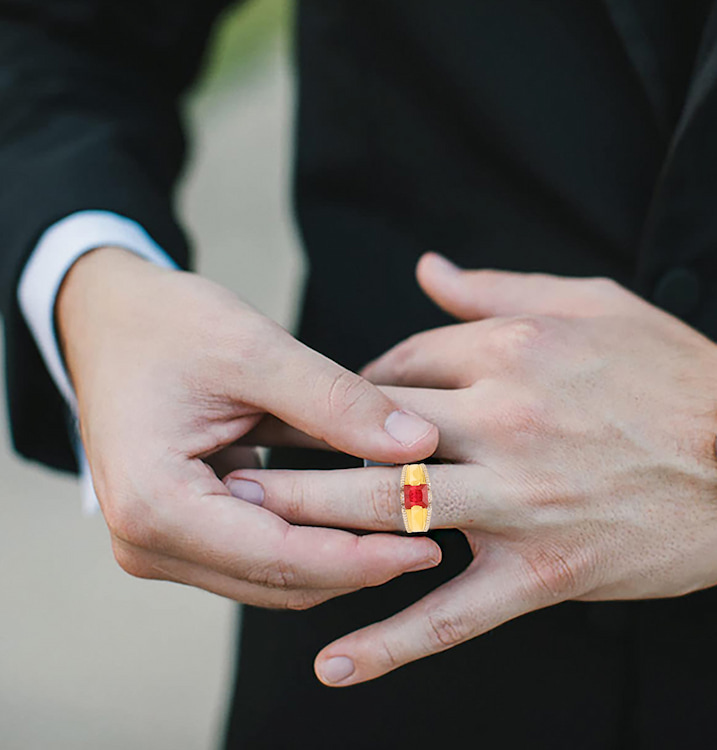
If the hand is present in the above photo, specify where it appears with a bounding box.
[226,253,717,685]
[56,247,442,610]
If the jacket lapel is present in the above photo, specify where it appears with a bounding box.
[672,3,717,145]
[632,3,717,283]
[603,0,671,137]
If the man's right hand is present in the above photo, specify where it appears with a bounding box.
[56,247,441,609]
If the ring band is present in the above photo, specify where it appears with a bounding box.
[400,463,432,533]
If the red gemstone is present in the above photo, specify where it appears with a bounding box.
[404,484,428,509]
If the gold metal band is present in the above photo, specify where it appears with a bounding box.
[400,463,432,533]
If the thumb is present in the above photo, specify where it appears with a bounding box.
[248,333,438,464]
[416,252,629,320]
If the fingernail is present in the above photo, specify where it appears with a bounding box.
[385,410,434,447]
[226,479,265,505]
[404,556,441,573]
[428,253,460,274]
[319,656,355,684]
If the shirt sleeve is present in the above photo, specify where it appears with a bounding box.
[17,210,180,513]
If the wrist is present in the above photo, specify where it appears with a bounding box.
[56,246,168,388]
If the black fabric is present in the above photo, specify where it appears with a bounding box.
[228,2,717,748]
[638,0,713,124]
[225,453,637,750]
[3,1,717,748]
[0,0,235,470]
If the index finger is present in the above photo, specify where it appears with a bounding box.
[244,332,439,463]
[239,386,468,461]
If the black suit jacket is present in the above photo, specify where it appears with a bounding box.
[2,0,717,472]
[3,2,717,748]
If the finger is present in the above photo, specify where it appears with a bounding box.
[379,387,474,460]
[114,539,358,610]
[236,413,333,451]
[238,387,468,459]
[151,474,443,590]
[313,553,548,686]
[359,323,493,388]
[224,464,514,533]
[246,330,439,464]
[416,252,640,320]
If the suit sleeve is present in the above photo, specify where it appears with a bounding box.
[0,0,234,472]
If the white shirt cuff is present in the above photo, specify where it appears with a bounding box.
[17,210,180,513]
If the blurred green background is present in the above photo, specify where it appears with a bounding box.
[202,0,291,93]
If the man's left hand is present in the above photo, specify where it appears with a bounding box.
[227,253,717,686]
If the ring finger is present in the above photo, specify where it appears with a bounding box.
[224,464,516,534]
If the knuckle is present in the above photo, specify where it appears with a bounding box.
[426,609,470,650]
[504,397,549,437]
[104,494,159,550]
[252,558,300,590]
[490,316,550,359]
[325,369,372,421]
[520,472,562,510]
[285,476,308,521]
[369,476,400,527]
[586,276,621,297]
[111,542,155,580]
[376,638,402,671]
[481,393,549,441]
[380,338,420,384]
[524,545,582,600]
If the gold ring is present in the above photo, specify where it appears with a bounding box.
[400,463,432,533]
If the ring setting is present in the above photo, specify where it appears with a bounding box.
[400,463,432,533]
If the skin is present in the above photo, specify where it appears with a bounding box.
[56,246,444,613]
[226,252,717,687]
